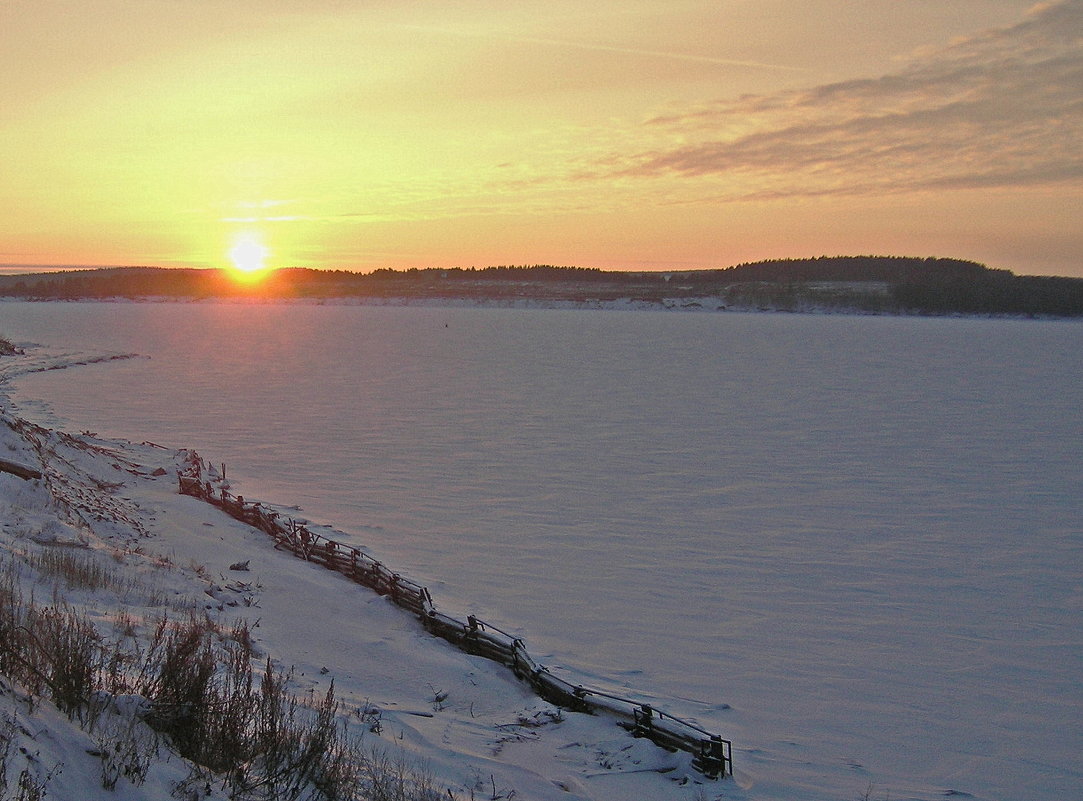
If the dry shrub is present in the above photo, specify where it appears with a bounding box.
[138,617,364,801]
[140,617,219,762]
[0,557,446,801]
[0,563,101,718]
[27,605,101,716]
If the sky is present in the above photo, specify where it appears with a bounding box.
[2,0,1081,277]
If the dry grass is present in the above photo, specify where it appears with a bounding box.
[27,547,119,593]
[0,554,450,800]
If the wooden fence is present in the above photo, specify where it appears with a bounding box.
[178,452,732,779]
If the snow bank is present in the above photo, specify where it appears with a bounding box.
[0,350,730,801]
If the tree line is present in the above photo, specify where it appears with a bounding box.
[1,258,1080,316]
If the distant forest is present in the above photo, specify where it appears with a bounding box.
[2,256,1081,317]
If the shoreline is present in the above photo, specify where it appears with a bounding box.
[177,449,732,778]
[6,293,1082,323]
[0,350,728,801]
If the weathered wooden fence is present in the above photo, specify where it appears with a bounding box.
[178,452,732,779]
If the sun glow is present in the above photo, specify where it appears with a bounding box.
[228,233,270,278]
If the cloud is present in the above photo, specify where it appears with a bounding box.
[393,22,804,73]
[608,0,1083,198]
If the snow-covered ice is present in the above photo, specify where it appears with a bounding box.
[0,396,707,801]
[1,300,1081,801]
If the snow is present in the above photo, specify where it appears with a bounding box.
[1,301,1082,801]
[0,355,719,801]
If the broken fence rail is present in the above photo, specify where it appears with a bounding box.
[0,457,43,481]
[178,453,732,779]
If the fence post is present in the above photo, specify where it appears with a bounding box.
[465,615,481,654]
[633,704,654,739]
[692,735,730,779]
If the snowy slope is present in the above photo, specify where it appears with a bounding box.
[0,352,727,801]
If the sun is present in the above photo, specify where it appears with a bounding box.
[228,233,270,277]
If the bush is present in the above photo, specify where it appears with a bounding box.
[0,556,447,800]
[0,337,21,357]
[136,617,366,801]
[140,617,219,763]
[29,605,101,716]
[0,563,101,718]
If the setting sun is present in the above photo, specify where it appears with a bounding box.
[228,233,269,277]
[1,2,1079,277]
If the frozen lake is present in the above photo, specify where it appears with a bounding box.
[2,300,1081,800]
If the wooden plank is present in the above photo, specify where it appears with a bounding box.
[0,458,42,481]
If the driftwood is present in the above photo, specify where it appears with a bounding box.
[177,452,733,779]
[0,458,42,481]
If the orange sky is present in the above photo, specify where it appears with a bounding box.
[2,1,1081,276]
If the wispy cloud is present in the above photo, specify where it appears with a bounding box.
[606,0,1083,199]
[394,22,804,73]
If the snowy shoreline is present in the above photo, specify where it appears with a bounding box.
[6,294,1078,323]
[0,348,735,801]
[176,450,732,778]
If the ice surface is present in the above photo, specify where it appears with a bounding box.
[2,300,1081,800]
